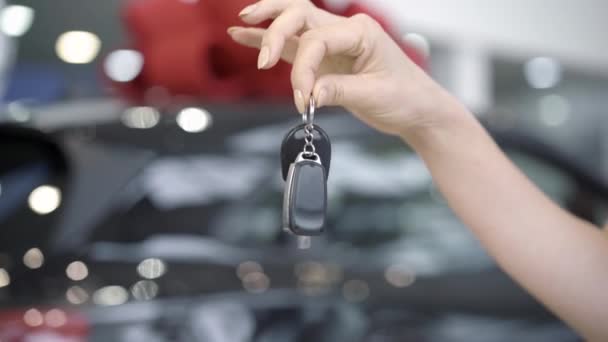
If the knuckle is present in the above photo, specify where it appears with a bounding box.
[333,83,345,104]
[299,29,315,42]
[299,29,324,48]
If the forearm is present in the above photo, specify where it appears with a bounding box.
[404,104,608,341]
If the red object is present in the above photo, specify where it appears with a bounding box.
[0,308,89,342]
[113,0,426,104]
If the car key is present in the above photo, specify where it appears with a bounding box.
[280,123,331,181]
[283,152,327,236]
[282,97,328,243]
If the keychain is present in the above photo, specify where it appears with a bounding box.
[281,97,330,247]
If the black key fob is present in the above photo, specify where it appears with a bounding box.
[280,124,331,181]
[283,153,327,236]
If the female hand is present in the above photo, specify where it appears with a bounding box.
[227,0,465,138]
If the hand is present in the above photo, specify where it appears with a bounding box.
[228,0,465,138]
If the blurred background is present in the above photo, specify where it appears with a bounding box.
[0,0,607,341]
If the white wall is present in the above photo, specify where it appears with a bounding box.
[362,0,608,75]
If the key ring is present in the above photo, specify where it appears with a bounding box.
[302,96,315,126]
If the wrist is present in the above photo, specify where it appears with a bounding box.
[399,95,477,154]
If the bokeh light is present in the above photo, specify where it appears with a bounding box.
[137,258,167,279]
[23,308,43,327]
[237,261,263,280]
[28,185,61,215]
[23,247,44,269]
[66,261,89,281]
[176,107,212,133]
[104,49,144,82]
[294,261,336,296]
[0,268,10,288]
[66,285,89,305]
[55,31,101,64]
[121,106,160,129]
[524,57,562,89]
[93,285,129,306]
[538,94,571,127]
[0,5,34,37]
[45,309,67,328]
[242,272,270,294]
[6,102,32,122]
[131,280,159,301]
[384,264,416,288]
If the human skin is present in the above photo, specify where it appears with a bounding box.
[228,1,608,340]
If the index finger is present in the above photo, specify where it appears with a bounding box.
[291,17,370,113]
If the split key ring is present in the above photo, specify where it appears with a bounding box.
[302,96,315,126]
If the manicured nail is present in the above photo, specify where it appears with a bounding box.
[316,88,327,107]
[294,89,305,114]
[239,4,257,17]
[227,27,240,35]
[257,46,270,69]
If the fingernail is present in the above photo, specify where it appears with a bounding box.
[316,88,327,108]
[239,4,257,17]
[294,89,306,114]
[227,27,239,35]
[258,46,270,69]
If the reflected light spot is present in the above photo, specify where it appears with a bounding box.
[104,49,144,82]
[0,268,10,288]
[55,31,101,64]
[403,32,430,58]
[539,94,571,127]
[342,280,369,303]
[0,5,34,37]
[237,261,263,280]
[66,286,89,305]
[66,261,89,281]
[384,264,416,288]
[131,280,159,301]
[137,258,167,279]
[524,57,561,89]
[28,185,61,215]
[176,107,212,133]
[23,308,43,327]
[242,272,270,294]
[121,106,160,129]
[23,248,44,269]
[93,285,129,306]
[45,309,67,328]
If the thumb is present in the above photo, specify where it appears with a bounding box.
[313,74,366,109]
